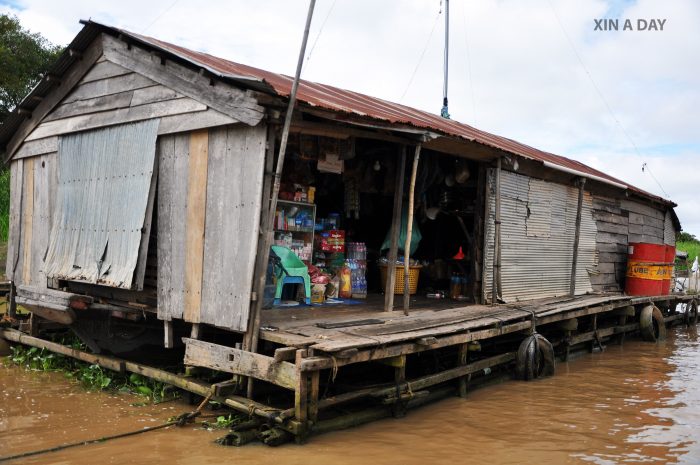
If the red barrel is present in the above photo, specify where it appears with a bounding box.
[663,244,676,294]
[625,243,674,296]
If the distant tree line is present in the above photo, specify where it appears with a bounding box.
[0,14,63,126]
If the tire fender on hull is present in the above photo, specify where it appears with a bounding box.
[515,333,555,381]
[639,305,666,342]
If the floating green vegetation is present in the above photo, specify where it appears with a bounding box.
[201,413,241,430]
[6,341,179,403]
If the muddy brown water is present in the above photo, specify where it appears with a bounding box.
[2,326,700,465]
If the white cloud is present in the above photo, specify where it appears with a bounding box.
[2,0,698,231]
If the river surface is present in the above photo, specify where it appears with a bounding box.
[2,326,700,465]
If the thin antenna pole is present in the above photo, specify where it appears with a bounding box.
[245,0,316,398]
[441,0,450,119]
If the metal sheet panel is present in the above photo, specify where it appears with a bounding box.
[484,169,598,303]
[86,21,670,207]
[0,20,674,208]
[664,210,676,246]
[44,120,159,288]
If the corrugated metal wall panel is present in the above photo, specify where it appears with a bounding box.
[664,210,676,246]
[483,169,597,303]
[44,120,159,289]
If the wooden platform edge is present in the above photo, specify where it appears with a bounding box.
[183,337,298,390]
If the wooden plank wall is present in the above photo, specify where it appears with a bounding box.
[13,53,239,161]
[157,134,190,321]
[199,125,266,331]
[157,125,266,332]
[183,130,209,323]
[5,153,57,288]
[591,195,673,292]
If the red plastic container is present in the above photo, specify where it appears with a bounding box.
[625,242,674,296]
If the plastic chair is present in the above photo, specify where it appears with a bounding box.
[271,245,311,305]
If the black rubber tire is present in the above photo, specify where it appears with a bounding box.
[515,333,555,381]
[639,305,666,342]
[685,300,698,326]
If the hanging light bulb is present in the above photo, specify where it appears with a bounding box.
[373,160,381,171]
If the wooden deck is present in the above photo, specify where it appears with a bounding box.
[260,292,692,356]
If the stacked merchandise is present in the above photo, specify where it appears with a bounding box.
[274,201,315,262]
[316,230,345,253]
[347,242,367,299]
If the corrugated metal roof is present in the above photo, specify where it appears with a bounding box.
[0,19,674,208]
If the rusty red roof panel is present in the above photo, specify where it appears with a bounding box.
[104,22,670,205]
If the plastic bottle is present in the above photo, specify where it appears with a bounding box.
[339,263,352,299]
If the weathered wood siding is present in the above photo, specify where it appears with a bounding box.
[6,31,259,297]
[157,125,266,332]
[483,170,597,303]
[5,154,58,288]
[591,196,676,292]
[13,41,240,161]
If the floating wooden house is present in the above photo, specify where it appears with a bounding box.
[1,20,693,442]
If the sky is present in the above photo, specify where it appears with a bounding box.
[2,0,698,233]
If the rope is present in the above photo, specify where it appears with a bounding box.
[330,355,339,382]
[0,390,215,462]
[546,0,669,198]
[400,4,442,101]
[0,420,176,463]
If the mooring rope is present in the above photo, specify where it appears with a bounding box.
[0,390,215,463]
[0,420,177,463]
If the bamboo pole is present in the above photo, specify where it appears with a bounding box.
[570,177,586,297]
[244,0,316,399]
[491,157,502,305]
[0,329,283,423]
[403,145,421,315]
[384,146,406,311]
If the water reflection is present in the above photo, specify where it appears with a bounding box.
[2,327,700,465]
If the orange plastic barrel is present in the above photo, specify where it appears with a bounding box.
[625,243,673,296]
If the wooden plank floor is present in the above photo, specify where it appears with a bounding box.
[260,292,693,353]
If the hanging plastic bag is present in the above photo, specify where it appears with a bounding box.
[380,206,422,256]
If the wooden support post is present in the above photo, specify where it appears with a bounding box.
[245,1,316,400]
[309,370,320,424]
[590,314,598,353]
[28,313,40,337]
[384,146,406,312]
[0,329,287,426]
[472,166,486,303]
[457,343,469,398]
[619,315,626,345]
[190,323,201,340]
[570,177,586,297]
[294,349,310,441]
[245,127,277,397]
[491,157,502,305]
[8,281,17,319]
[403,144,421,315]
[392,355,407,418]
[163,320,174,349]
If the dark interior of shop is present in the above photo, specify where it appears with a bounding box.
[269,134,481,309]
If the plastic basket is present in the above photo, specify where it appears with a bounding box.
[379,264,422,295]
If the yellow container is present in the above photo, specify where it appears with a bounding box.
[379,264,422,295]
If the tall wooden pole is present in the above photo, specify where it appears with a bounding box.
[384,146,406,312]
[245,0,316,398]
[570,177,586,297]
[403,145,421,315]
[491,157,502,305]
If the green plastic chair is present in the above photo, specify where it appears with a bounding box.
[271,245,311,305]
